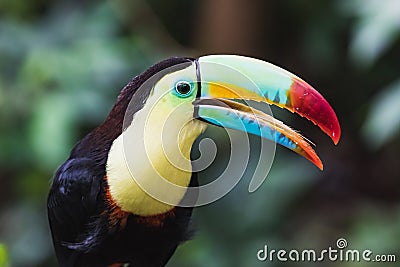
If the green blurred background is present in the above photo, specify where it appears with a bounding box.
[0,0,399,266]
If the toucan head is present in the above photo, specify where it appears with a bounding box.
[106,55,341,216]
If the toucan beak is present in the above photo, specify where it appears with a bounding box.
[193,55,341,170]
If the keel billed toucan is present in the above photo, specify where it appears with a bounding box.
[47,55,340,267]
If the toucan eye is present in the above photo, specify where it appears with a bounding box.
[175,81,193,97]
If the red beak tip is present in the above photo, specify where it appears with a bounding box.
[329,124,341,145]
[290,78,341,146]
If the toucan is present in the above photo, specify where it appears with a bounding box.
[47,55,340,267]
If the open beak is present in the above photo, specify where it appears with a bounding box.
[193,55,341,170]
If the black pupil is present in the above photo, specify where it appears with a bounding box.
[176,82,191,95]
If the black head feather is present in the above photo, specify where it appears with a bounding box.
[70,57,194,162]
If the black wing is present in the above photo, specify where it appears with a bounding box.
[47,158,106,266]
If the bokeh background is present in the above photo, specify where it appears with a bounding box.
[1,0,399,266]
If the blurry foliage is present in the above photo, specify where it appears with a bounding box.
[0,243,9,267]
[362,80,400,149]
[340,0,400,149]
[0,0,399,267]
[0,1,165,171]
[340,0,400,67]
